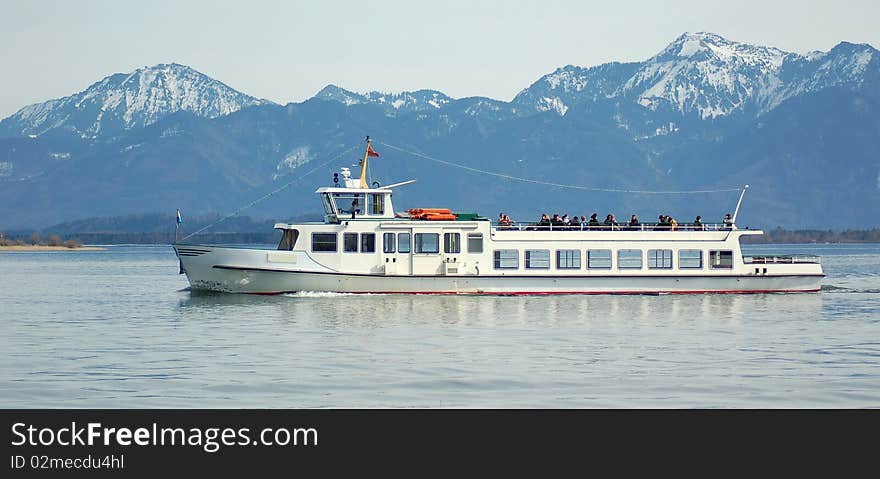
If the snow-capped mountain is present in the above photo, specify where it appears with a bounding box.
[512,32,879,119]
[0,63,272,138]
[314,85,452,114]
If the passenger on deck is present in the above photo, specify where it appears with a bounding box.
[628,214,640,230]
[587,213,600,228]
[722,213,734,229]
[498,212,505,224]
[668,216,678,231]
[604,214,619,230]
[569,214,581,228]
[551,214,563,227]
[655,214,669,231]
[561,214,570,226]
[693,215,704,231]
[538,214,551,228]
[499,215,512,227]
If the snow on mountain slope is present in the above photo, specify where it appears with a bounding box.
[0,63,272,138]
[314,85,451,115]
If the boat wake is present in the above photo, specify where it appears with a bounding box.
[821,284,880,294]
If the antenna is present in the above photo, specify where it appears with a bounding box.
[732,185,749,225]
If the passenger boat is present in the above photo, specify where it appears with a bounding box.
[173,139,824,294]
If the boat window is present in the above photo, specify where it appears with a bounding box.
[525,250,551,269]
[311,233,337,252]
[361,233,375,253]
[618,249,643,269]
[467,233,483,253]
[334,193,365,216]
[398,233,411,253]
[710,250,733,269]
[587,250,612,269]
[383,233,395,253]
[414,233,439,254]
[277,229,299,251]
[679,250,703,269]
[647,249,673,269]
[343,233,359,252]
[557,250,581,269]
[321,194,335,215]
[493,250,519,269]
[444,233,461,254]
[369,194,385,215]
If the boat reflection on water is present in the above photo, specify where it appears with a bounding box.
[177,290,823,329]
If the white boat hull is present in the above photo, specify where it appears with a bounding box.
[174,245,822,294]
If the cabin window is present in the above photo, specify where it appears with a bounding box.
[334,193,365,216]
[321,194,335,216]
[343,233,359,252]
[525,250,551,269]
[383,233,395,253]
[710,250,733,269]
[444,233,461,254]
[467,233,483,253]
[556,250,581,269]
[311,233,337,252]
[361,233,375,253]
[493,250,519,269]
[369,194,385,215]
[398,233,411,253]
[414,233,439,254]
[679,250,703,269]
[617,249,643,269]
[647,249,673,269]
[587,249,612,269]
[277,229,299,251]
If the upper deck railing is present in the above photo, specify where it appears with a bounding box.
[491,222,733,232]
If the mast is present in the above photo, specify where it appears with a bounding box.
[732,184,749,225]
[358,136,372,189]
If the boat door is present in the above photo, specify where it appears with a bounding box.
[381,229,412,275]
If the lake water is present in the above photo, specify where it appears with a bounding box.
[1,243,878,408]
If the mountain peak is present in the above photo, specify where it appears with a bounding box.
[0,63,271,139]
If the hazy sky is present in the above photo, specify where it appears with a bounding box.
[1,0,878,118]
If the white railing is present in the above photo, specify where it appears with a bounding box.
[743,255,821,264]
[492,222,732,232]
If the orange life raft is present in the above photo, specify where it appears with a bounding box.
[406,208,458,220]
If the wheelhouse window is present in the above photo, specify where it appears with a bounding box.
[383,232,395,253]
[277,229,299,251]
[525,250,550,269]
[414,233,439,254]
[398,233,411,253]
[334,193,365,216]
[710,250,733,269]
[361,233,375,253]
[369,194,385,215]
[343,232,359,252]
[557,249,581,269]
[617,249,643,269]
[444,233,461,254]
[679,249,703,269]
[648,249,673,269]
[321,194,335,216]
[587,249,612,269]
[467,233,483,253]
[493,250,519,269]
[311,233,337,252]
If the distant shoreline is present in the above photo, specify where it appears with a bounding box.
[0,245,105,251]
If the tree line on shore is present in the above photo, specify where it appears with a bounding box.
[0,232,82,248]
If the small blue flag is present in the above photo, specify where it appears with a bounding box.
[176,209,182,225]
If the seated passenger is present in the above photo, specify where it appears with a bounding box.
[561,214,570,226]
[604,214,619,230]
[668,216,678,231]
[628,214,640,230]
[499,215,511,227]
[538,213,551,228]
[693,215,704,231]
[587,213,600,228]
[551,214,563,227]
[569,214,581,228]
[654,214,669,231]
[722,213,734,230]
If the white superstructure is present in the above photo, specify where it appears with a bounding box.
[173,140,824,294]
